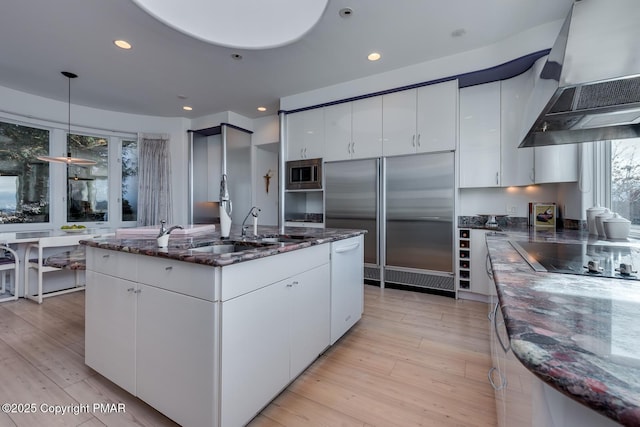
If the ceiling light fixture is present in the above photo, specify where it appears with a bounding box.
[37,72,97,166]
[114,40,132,49]
[130,0,328,49]
[183,106,193,111]
[368,52,381,61]
[257,106,267,112]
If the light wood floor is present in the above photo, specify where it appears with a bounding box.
[0,285,496,427]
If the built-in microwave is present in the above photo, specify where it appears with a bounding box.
[286,158,322,190]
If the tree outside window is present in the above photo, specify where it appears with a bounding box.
[611,138,640,225]
[0,122,50,223]
[67,134,108,222]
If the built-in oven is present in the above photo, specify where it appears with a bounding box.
[286,158,322,190]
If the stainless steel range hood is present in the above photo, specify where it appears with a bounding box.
[520,0,640,147]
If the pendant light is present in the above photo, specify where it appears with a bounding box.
[37,71,97,166]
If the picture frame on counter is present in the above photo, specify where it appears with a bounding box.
[529,202,556,229]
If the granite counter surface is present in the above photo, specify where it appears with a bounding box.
[80,225,365,267]
[486,229,640,426]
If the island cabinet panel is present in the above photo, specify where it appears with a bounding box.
[220,278,291,427]
[221,262,330,427]
[85,271,137,395]
[290,263,331,377]
[136,283,216,427]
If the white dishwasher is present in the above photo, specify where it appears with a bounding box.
[330,235,364,344]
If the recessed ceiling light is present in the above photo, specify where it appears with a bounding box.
[368,52,381,61]
[183,106,193,111]
[257,107,267,112]
[231,53,243,60]
[339,7,353,18]
[177,95,188,100]
[114,40,132,50]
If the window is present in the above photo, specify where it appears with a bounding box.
[67,133,109,222]
[0,122,50,223]
[121,140,138,222]
[610,138,640,229]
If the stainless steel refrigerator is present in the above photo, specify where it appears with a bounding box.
[325,152,454,293]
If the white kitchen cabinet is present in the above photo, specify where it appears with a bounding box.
[501,69,535,186]
[324,97,382,161]
[287,108,325,160]
[330,235,364,344]
[220,262,330,427]
[383,80,457,157]
[220,275,291,427]
[534,144,578,183]
[85,248,217,427]
[290,263,331,376]
[459,82,502,188]
[468,229,492,295]
[85,271,137,395]
[136,283,215,427]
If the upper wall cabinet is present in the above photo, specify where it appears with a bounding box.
[460,65,577,189]
[382,80,457,157]
[500,68,535,187]
[459,82,502,188]
[287,108,325,161]
[324,97,382,162]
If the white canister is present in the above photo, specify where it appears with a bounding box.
[603,213,631,240]
[595,208,613,238]
[586,204,606,235]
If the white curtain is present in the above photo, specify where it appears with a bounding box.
[137,134,172,226]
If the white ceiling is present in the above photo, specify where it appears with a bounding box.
[0,0,574,119]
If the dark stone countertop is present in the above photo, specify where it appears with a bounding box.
[80,225,366,267]
[486,229,640,426]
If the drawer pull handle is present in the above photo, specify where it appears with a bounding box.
[165,266,173,271]
[103,254,110,258]
[127,287,134,293]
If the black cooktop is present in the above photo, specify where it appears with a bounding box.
[511,241,640,281]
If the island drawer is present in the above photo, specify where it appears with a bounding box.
[87,247,138,281]
[136,256,216,301]
[220,243,330,301]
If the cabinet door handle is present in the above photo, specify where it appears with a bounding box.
[304,147,307,158]
[134,289,142,294]
[351,141,355,154]
[496,172,499,185]
[412,135,416,147]
[488,367,507,391]
[102,254,110,258]
[127,287,135,293]
[417,134,421,148]
[165,266,173,271]
[486,253,494,280]
[492,302,511,353]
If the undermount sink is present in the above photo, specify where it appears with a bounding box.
[190,242,276,255]
[259,235,313,244]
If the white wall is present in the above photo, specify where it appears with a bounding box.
[254,144,279,225]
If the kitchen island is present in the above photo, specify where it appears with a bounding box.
[485,230,640,426]
[81,226,365,427]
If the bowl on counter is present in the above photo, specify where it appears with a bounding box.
[603,213,631,240]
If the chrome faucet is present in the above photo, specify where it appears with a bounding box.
[241,207,261,237]
[157,220,184,238]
